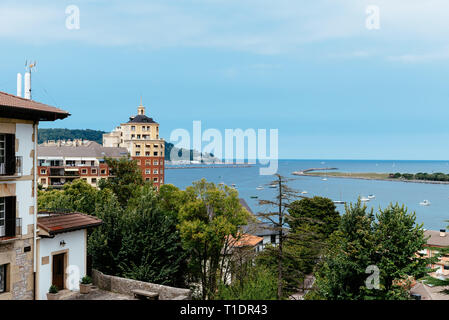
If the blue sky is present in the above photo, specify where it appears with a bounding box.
[2,0,449,159]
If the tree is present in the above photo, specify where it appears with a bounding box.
[309,201,435,300]
[98,156,144,208]
[177,179,250,300]
[256,174,300,299]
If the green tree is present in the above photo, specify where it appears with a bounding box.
[309,201,435,300]
[98,156,144,208]
[178,179,250,300]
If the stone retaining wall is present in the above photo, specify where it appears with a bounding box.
[92,269,191,300]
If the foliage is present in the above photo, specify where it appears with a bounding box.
[215,265,278,300]
[48,285,59,294]
[177,179,250,300]
[80,275,92,284]
[390,172,449,182]
[98,156,145,208]
[309,201,436,300]
[38,128,106,144]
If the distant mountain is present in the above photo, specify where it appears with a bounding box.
[38,128,216,161]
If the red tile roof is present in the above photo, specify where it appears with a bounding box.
[38,212,102,235]
[228,233,263,248]
[0,91,70,121]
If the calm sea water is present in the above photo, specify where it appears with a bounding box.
[165,160,449,230]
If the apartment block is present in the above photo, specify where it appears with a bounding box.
[103,102,165,188]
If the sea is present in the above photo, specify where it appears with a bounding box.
[165,160,449,231]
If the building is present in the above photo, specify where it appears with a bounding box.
[420,229,449,278]
[37,140,128,189]
[103,102,165,188]
[239,198,281,250]
[0,90,69,299]
[36,211,102,300]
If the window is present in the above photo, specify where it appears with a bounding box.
[81,169,87,174]
[153,152,158,156]
[131,126,136,131]
[145,160,151,165]
[146,178,150,181]
[91,169,97,174]
[145,169,150,174]
[135,144,141,148]
[153,169,158,174]
[91,178,97,184]
[41,178,47,184]
[0,264,7,293]
[101,169,106,175]
[271,235,276,244]
[0,197,16,238]
[154,144,158,148]
[153,160,158,165]
[153,177,158,182]
[135,152,140,156]
[145,152,150,156]
[81,161,86,165]
[0,134,15,175]
[40,169,47,175]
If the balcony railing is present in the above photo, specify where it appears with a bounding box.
[0,156,23,176]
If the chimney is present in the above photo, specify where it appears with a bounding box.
[440,229,446,237]
[17,73,22,97]
[24,72,31,99]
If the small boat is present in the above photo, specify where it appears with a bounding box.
[322,178,328,181]
[256,186,264,190]
[301,191,308,194]
[269,184,277,188]
[231,183,236,187]
[333,200,345,205]
[360,197,370,202]
[368,194,375,199]
[250,196,258,199]
[420,200,430,206]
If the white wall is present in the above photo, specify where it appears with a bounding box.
[37,229,86,300]
[15,123,34,176]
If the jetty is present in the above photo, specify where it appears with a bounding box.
[292,167,338,175]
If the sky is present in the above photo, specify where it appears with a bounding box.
[1,0,449,160]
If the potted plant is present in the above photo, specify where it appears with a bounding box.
[79,275,93,294]
[47,285,59,300]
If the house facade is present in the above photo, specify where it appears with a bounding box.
[421,229,449,278]
[103,102,165,189]
[37,140,128,189]
[0,91,69,299]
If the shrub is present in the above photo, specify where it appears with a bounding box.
[80,275,92,285]
[49,285,59,294]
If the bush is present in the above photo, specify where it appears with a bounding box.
[49,285,59,294]
[80,275,92,285]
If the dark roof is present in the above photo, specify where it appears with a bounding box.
[127,114,157,124]
[38,141,128,158]
[0,91,70,121]
[38,212,102,235]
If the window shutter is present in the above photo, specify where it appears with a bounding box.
[5,196,16,237]
[5,134,15,175]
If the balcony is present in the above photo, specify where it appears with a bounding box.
[0,156,23,177]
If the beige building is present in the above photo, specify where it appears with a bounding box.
[421,229,449,278]
[103,102,165,188]
[0,91,69,299]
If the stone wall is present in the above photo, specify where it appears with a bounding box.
[92,269,191,300]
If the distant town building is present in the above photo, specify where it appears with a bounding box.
[37,140,128,189]
[103,102,165,189]
[0,90,69,300]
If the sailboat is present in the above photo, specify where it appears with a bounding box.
[360,196,370,202]
[368,194,375,199]
[256,186,264,190]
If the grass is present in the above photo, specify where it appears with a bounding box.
[305,172,391,180]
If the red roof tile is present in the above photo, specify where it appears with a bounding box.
[0,91,70,121]
[38,212,102,235]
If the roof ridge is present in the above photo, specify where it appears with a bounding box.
[0,90,68,112]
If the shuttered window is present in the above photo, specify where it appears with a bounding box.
[0,197,16,238]
[0,134,15,175]
[0,264,7,293]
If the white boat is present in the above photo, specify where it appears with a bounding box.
[256,186,264,190]
[420,200,430,206]
[360,197,370,202]
[333,200,345,205]
[231,184,236,187]
[368,194,375,199]
[322,178,328,181]
[301,191,308,194]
